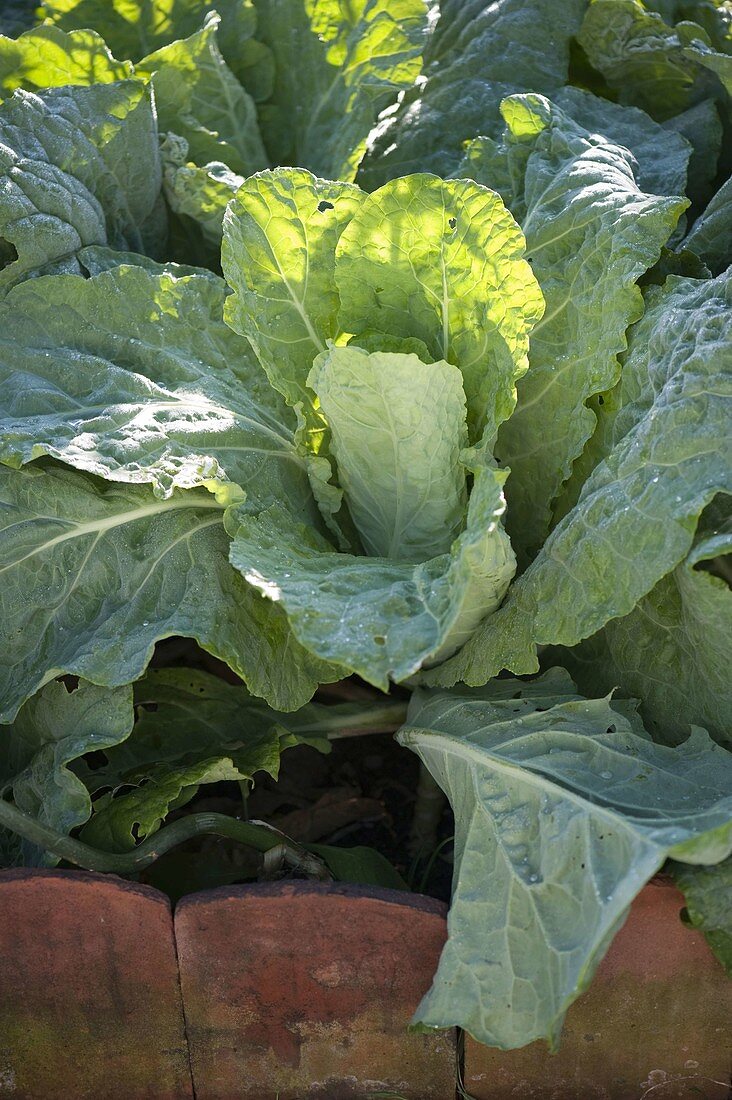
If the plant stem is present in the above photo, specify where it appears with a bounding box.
[0,798,329,878]
[316,701,409,739]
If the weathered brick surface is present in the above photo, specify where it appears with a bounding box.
[0,869,193,1099]
[464,879,732,1100]
[175,880,456,1099]
[2,871,728,1099]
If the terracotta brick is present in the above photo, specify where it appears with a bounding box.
[0,869,193,1099]
[175,881,456,1099]
[464,880,732,1100]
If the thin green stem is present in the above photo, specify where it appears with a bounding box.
[0,798,328,878]
[319,701,409,738]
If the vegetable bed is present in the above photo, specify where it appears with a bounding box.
[0,0,730,1081]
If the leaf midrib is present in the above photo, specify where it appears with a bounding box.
[0,493,224,574]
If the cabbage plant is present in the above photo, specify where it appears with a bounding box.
[0,0,730,1053]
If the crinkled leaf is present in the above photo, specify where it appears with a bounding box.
[74,666,333,793]
[222,168,363,439]
[684,34,732,92]
[661,98,723,209]
[462,94,686,564]
[685,174,732,273]
[226,454,515,689]
[397,670,732,1049]
[552,87,694,199]
[561,501,732,748]
[428,269,731,688]
[251,0,427,180]
[669,856,732,973]
[0,463,336,723]
[42,0,256,62]
[358,0,587,187]
[161,133,243,255]
[136,13,267,176]
[42,0,274,106]
[0,266,314,518]
[80,756,252,851]
[0,24,131,96]
[75,243,208,279]
[308,347,467,562]
[335,174,543,444]
[645,0,732,49]
[0,81,163,297]
[578,0,729,120]
[0,680,133,866]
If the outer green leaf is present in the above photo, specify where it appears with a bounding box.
[669,856,732,972]
[335,174,544,444]
[578,0,728,120]
[308,843,407,889]
[75,243,208,278]
[645,1,732,49]
[0,266,313,517]
[80,757,255,851]
[463,94,686,564]
[427,269,731,688]
[136,13,267,176]
[161,133,243,254]
[397,672,732,1049]
[553,87,693,198]
[358,0,587,187]
[684,34,732,93]
[73,666,325,792]
[43,0,273,103]
[562,503,732,747]
[251,0,427,180]
[308,346,467,562]
[0,463,336,723]
[685,174,732,273]
[227,454,515,689]
[0,681,133,866]
[0,25,131,96]
[42,0,257,62]
[222,168,363,436]
[0,81,163,297]
[661,98,723,208]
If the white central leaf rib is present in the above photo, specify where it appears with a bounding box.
[0,494,224,574]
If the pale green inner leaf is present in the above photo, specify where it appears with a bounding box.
[308,346,468,562]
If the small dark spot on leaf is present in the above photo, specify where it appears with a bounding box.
[448,216,457,229]
[598,395,605,405]
[317,200,334,212]
[373,635,386,646]
[527,256,533,263]
[606,724,616,733]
